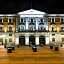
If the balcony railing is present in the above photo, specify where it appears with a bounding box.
[50,22,56,25]
[16,29,49,32]
[19,23,25,25]
[7,30,13,32]
[59,30,64,32]
[8,23,13,25]
[0,30,4,32]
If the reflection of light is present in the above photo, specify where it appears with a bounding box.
[0,35,5,38]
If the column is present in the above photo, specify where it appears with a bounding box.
[25,18,28,30]
[15,36,19,45]
[20,17,21,22]
[45,35,49,45]
[16,18,18,32]
[8,17,9,23]
[60,17,61,23]
[25,36,29,45]
[54,17,55,22]
[11,17,13,22]
[51,17,52,22]
[2,17,3,23]
[49,34,52,44]
[35,35,39,45]
[36,18,38,30]
[44,18,48,30]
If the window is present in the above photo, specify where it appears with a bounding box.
[0,27,2,31]
[62,38,64,41]
[61,18,63,22]
[48,18,51,22]
[21,19,23,23]
[9,38,12,42]
[55,18,60,22]
[52,18,54,22]
[9,27,12,31]
[61,27,64,30]
[31,18,33,23]
[40,18,43,22]
[0,19,2,23]
[52,34,55,36]
[21,26,24,30]
[9,34,12,36]
[52,38,55,42]
[9,19,11,22]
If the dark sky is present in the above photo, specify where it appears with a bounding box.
[0,0,64,14]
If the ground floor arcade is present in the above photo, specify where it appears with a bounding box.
[0,33,64,46]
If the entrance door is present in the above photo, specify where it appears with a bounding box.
[29,36,35,45]
[19,36,25,46]
[39,36,45,45]
[0,38,3,45]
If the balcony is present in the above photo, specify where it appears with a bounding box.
[19,23,25,25]
[50,22,56,25]
[59,30,64,32]
[29,23,35,25]
[0,30,4,32]
[39,23,44,25]
[8,23,13,25]
[7,30,13,32]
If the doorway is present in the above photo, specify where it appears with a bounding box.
[0,38,3,45]
[29,36,35,45]
[19,36,25,46]
[39,36,45,45]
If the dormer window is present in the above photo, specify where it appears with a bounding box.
[40,18,43,22]
[52,18,54,22]
[21,18,23,23]
[61,18,64,22]
[31,18,33,23]
[0,19,2,23]
[9,18,12,23]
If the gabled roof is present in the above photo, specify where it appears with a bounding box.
[18,9,46,15]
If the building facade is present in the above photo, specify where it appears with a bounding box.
[0,9,64,46]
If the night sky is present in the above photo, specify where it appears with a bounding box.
[0,0,64,14]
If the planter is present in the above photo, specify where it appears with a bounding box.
[33,47,37,52]
[50,45,53,49]
[54,45,59,51]
[7,47,12,53]
[10,46,15,50]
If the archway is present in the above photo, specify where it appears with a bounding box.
[29,35,35,45]
[39,35,45,45]
[19,36,25,46]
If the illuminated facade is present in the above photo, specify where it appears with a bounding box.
[0,9,64,46]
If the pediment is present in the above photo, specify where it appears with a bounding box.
[18,9,46,15]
